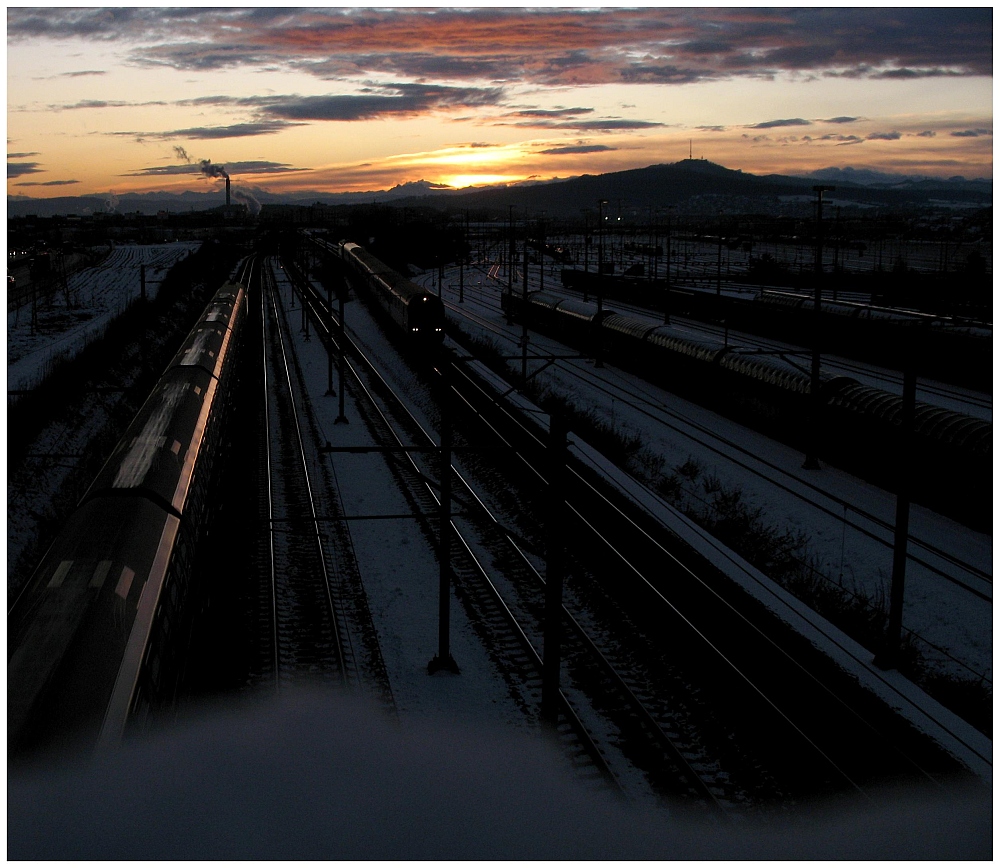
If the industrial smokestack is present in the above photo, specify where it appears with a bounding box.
[226,177,231,207]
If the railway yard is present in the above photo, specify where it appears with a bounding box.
[7,231,992,856]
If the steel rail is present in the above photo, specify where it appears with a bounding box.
[438,290,991,595]
[446,353,964,793]
[264,258,348,685]
[291,265,627,797]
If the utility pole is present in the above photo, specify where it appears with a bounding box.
[832,206,841,301]
[335,285,348,425]
[428,363,459,675]
[459,211,466,303]
[325,273,336,398]
[541,413,567,726]
[803,185,834,470]
[716,219,723,295]
[664,210,672,325]
[874,358,916,670]
[596,199,608,368]
[522,218,529,384]
[506,205,515,324]
[301,267,310,340]
[538,214,545,294]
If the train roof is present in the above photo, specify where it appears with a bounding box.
[601,314,659,341]
[8,496,180,756]
[718,350,812,393]
[644,325,723,361]
[555,297,614,322]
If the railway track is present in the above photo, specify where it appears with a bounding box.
[436,283,990,603]
[288,265,636,798]
[260,262,347,686]
[445,351,982,797]
[288,254,983,815]
[255,262,396,714]
[289,258,743,805]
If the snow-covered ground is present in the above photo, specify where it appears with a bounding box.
[12,249,992,840]
[283,253,988,785]
[411,259,992,687]
[269,260,538,734]
[7,242,200,392]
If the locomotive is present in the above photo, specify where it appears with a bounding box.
[8,277,248,759]
[336,240,446,346]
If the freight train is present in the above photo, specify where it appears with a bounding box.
[560,269,991,391]
[8,275,249,760]
[504,288,990,529]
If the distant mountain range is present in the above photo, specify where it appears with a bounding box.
[8,159,992,220]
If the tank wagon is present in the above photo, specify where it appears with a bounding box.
[560,270,991,390]
[505,288,990,526]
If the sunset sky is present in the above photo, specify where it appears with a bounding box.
[6,6,993,200]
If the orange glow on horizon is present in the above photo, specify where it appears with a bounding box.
[441,173,525,189]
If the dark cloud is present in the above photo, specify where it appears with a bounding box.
[506,108,594,118]
[60,70,106,77]
[558,119,665,131]
[619,64,710,85]
[749,118,812,130]
[7,161,44,178]
[866,131,902,141]
[114,121,301,141]
[225,160,304,175]
[126,160,302,177]
[51,99,168,110]
[176,122,302,139]
[126,163,202,177]
[508,116,664,131]
[7,152,40,159]
[871,67,966,79]
[915,130,937,137]
[697,125,728,132]
[259,85,504,122]
[538,144,617,155]
[7,7,153,39]
[820,117,858,124]
[9,7,989,87]
[14,179,80,187]
[950,129,992,137]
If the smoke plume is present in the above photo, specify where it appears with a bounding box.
[200,159,229,180]
[232,187,261,216]
[175,146,229,181]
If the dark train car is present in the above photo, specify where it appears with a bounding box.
[559,272,990,390]
[600,314,659,364]
[822,381,991,529]
[504,288,990,522]
[340,241,445,346]
[8,279,247,760]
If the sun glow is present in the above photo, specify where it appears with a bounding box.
[442,173,525,188]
